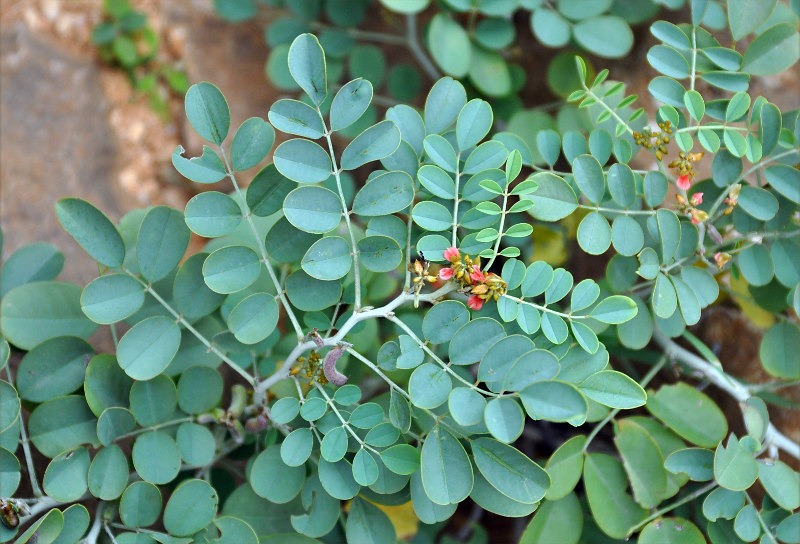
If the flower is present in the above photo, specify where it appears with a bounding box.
[690,192,703,206]
[714,252,731,270]
[467,295,484,311]
[690,208,708,225]
[470,264,485,283]
[443,246,460,262]
[676,174,691,191]
[439,267,454,280]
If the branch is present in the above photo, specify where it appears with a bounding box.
[654,330,800,460]
[405,15,441,81]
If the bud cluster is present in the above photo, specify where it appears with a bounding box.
[633,120,673,160]
[668,151,704,191]
[439,247,507,311]
[723,184,741,215]
[675,192,708,225]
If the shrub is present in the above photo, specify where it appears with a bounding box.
[1,3,799,543]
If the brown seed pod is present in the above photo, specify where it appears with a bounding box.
[323,347,348,386]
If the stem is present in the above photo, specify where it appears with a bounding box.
[690,28,697,91]
[80,502,105,544]
[483,190,508,271]
[745,492,779,544]
[501,293,588,320]
[115,416,195,441]
[452,154,462,247]
[346,348,410,400]
[218,146,304,339]
[676,124,750,133]
[582,85,633,135]
[319,115,362,310]
[583,356,667,452]
[654,331,800,460]
[405,15,441,81]
[103,523,121,544]
[124,270,256,386]
[5,366,42,498]
[577,204,656,216]
[626,481,718,536]
[314,383,380,455]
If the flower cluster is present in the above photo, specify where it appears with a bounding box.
[439,247,507,310]
[723,184,741,215]
[290,349,329,385]
[676,191,708,224]
[633,120,673,161]
[668,151,704,191]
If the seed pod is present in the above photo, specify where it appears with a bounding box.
[245,415,268,433]
[323,347,348,386]
[228,384,247,417]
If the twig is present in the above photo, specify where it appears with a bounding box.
[405,15,441,81]
[654,330,800,460]
[626,481,717,536]
[4,366,42,498]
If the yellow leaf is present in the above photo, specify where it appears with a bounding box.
[369,499,419,540]
[729,272,775,329]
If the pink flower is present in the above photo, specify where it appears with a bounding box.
[470,265,485,283]
[690,192,704,206]
[676,174,691,191]
[467,295,484,311]
[439,267,454,280]
[443,246,460,262]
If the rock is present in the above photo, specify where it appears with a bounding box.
[0,22,124,287]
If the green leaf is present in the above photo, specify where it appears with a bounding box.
[584,453,647,539]
[284,186,342,233]
[520,493,583,544]
[420,426,473,505]
[117,316,180,380]
[758,458,800,510]
[656,208,681,263]
[580,370,646,408]
[573,16,633,59]
[422,300,469,345]
[13,508,63,544]
[524,172,578,221]
[409,363,451,409]
[639,518,705,544]
[273,139,332,183]
[380,444,420,475]
[607,163,636,208]
[1,282,98,350]
[184,82,230,145]
[132,431,181,485]
[55,198,125,267]
[714,434,758,491]
[423,133,458,173]
[613,420,667,508]
[137,206,190,282]
[345,497,396,544]
[727,0,777,40]
[671,276,701,325]
[88,444,129,500]
[417,165,455,199]
[177,366,222,415]
[519,381,587,423]
[53,504,90,544]
[352,171,414,216]
[424,77,467,135]
[352,449,379,486]
[16,336,93,402]
[448,387,486,426]
[572,154,606,203]
[737,244,774,286]
[43,447,90,501]
[341,120,401,170]
[228,293,279,344]
[330,78,373,131]
[737,185,778,221]
[0,242,64,297]
[428,14,471,77]
[577,212,611,255]
[184,191,242,238]
[759,321,800,379]
[202,245,261,294]
[664,447,714,481]
[96,407,136,446]
[171,145,227,184]
[320,426,348,463]
[741,22,799,76]
[651,21,691,50]
[683,89,705,121]
[285,270,341,311]
[531,9,571,48]
[765,164,800,204]
[611,215,645,256]
[456,99,493,151]
[288,34,327,105]
[449,317,506,365]
[545,435,586,501]
[357,235,402,272]
[649,76,687,107]
[472,437,549,504]
[484,397,525,443]
[230,117,275,170]
[164,479,218,536]
[269,106,325,147]
[213,517,259,544]
[250,445,304,503]
[468,45,512,97]
[301,236,352,280]
[652,272,678,319]
[120,481,162,527]
[647,44,690,78]
[590,295,638,324]
[647,383,728,448]
[412,201,452,231]
[176,422,215,467]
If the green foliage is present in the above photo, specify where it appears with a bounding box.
[2,4,800,542]
[92,0,189,120]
